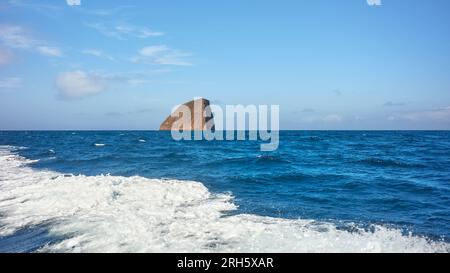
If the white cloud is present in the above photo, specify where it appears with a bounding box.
[54,69,169,99]
[0,77,22,89]
[86,22,163,40]
[82,49,115,61]
[56,71,106,99]
[133,45,192,66]
[66,0,81,6]
[37,46,62,57]
[367,0,382,6]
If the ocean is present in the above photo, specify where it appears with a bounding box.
[0,131,449,253]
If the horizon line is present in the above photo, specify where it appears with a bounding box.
[1,129,450,132]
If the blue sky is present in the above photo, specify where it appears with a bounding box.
[0,0,449,130]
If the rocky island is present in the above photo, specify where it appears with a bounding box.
[159,98,215,131]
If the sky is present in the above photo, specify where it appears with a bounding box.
[0,0,450,130]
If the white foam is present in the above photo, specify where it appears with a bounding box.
[138,139,146,143]
[94,143,105,147]
[0,146,448,253]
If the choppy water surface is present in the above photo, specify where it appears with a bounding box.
[0,131,449,252]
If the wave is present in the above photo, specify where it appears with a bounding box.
[0,146,448,253]
[216,155,291,166]
[355,158,425,168]
[255,154,291,164]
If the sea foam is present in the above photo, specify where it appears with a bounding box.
[0,146,448,253]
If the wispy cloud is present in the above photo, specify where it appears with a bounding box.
[138,46,169,57]
[8,0,60,9]
[0,24,36,49]
[37,46,63,57]
[86,22,163,40]
[301,114,344,123]
[133,45,192,66]
[60,3,136,17]
[8,0,62,16]
[367,0,382,6]
[82,49,115,61]
[0,77,22,89]
[292,108,316,114]
[0,24,62,57]
[95,69,171,86]
[323,114,344,122]
[105,108,153,117]
[383,101,406,107]
[388,107,450,122]
[66,0,81,6]
[84,5,135,16]
[10,0,130,17]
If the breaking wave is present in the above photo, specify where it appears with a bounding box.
[0,146,448,253]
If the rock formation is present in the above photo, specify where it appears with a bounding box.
[159,98,215,131]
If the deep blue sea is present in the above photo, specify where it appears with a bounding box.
[0,131,449,252]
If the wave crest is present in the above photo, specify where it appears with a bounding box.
[0,146,448,253]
